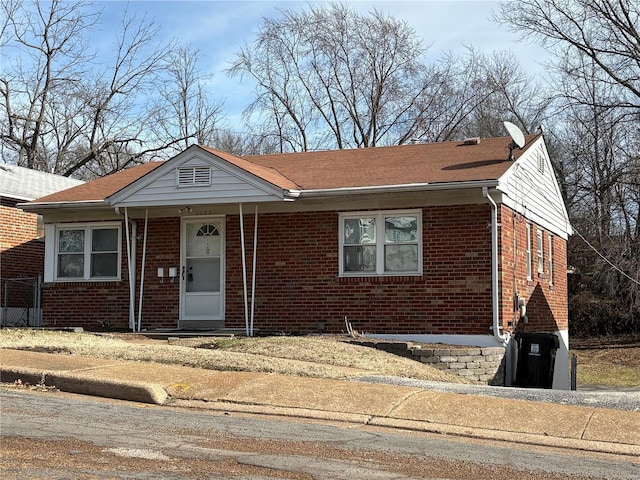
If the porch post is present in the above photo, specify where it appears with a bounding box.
[239,204,249,335]
[250,205,258,336]
[124,207,135,331]
[137,209,149,332]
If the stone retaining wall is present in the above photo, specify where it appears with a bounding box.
[350,340,506,386]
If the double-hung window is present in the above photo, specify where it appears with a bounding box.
[537,229,544,274]
[525,223,532,280]
[54,223,121,281]
[548,234,554,285]
[339,210,421,276]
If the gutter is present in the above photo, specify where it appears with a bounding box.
[2,193,35,202]
[483,187,510,346]
[18,200,108,212]
[286,180,499,198]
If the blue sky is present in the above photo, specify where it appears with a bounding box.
[97,1,549,123]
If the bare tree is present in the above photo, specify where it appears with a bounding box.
[391,51,475,144]
[495,0,640,334]
[63,8,178,178]
[151,46,225,154]
[464,50,552,137]
[494,0,640,110]
[1,1,226,180]
[0,0,98,171]
[229,4,557,152]
[550,58,640,332]
[228,2,432,151]
[208,128,280,156]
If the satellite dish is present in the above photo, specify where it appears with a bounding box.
[503,121,525,161]
[504,121,525,148]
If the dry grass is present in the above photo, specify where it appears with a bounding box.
[0,329,463,383]
[572,346,640,387]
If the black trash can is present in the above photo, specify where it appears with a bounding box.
[514,332,559,388]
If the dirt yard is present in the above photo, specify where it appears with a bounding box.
[1,329,638,387]
[0,329,464,383]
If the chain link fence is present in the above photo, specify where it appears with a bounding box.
[1,276,42,327]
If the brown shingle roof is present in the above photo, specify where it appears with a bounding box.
[244,136,538,190]
[198,146,300,190]
[26,135,539,204]
[30,162,163,204]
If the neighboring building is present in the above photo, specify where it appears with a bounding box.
[21,134,573,388]
[1,165,84,326]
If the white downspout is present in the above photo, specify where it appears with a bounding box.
[136,209,149,332]
[250,205,258,336]
[239,204,249,336]
[483,187,510,346]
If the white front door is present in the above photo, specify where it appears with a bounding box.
[180,217,224,322]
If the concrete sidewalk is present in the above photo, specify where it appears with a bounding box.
[1,349,639,457]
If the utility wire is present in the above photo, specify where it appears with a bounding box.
[510,152,639,286]
[573,228,640,286]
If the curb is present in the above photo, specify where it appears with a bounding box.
[172,398,373,425]
[172,399,640,458]
[3,367,639,458]
[369,417,640,457]
[1,367,168,405]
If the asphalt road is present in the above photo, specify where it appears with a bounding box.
[1,388,639,479]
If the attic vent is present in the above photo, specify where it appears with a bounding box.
[537,154,545,174]
[463,137,481,145]
[177,166,211,187]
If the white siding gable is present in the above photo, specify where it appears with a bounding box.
[498,137,573,239]
[109,148,286,208]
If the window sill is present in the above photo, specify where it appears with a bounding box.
[338,274,424,284]
[53,278,121,284]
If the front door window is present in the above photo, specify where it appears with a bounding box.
[181,219,224,320]
[186,223,221,293]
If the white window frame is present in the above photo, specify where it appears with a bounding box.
[537,228,544,274]
[36,215,45,240]
[548,233,554,285]
[526,223,532,280]
[50,222,122,282]
[338,209,422,277]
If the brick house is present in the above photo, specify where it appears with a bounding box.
[21,134,573,387]
[1,165,83,326]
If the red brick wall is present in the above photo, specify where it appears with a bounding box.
[136,217,181,328]
[225,205,494,335]
[499,206,568,334]
[1,200,45,307]
[41,280,130,329]
[39,204,568,335]
[41,218,181,330]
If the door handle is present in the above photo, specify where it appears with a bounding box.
[182,265,185,280]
